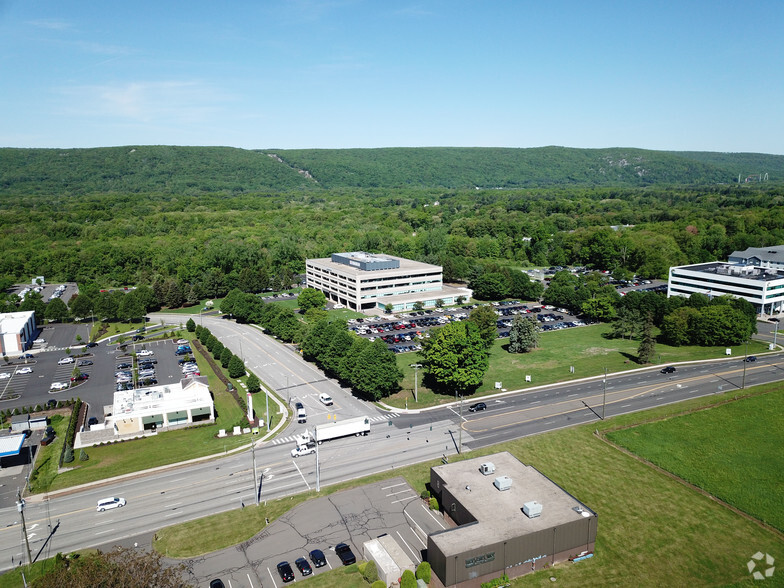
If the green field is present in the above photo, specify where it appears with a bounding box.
[606,387,784,533]
[389,323,770,409]
[148,383,784,587]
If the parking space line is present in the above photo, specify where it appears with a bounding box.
[396,530,421,563]
[421,503,446,529]
[246,572,255,587]
[391,494,417,505]
[407,517,428,548]
[381,482,408,491]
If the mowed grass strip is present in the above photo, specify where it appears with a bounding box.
[606,386,784,533]
[153,385,784,587]
[389,323,769,408]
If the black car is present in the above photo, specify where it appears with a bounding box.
[209,581,225,588]
[335,543,356,566]
[661,366,676,374]
[78,360,93,366]
[276,561,295,583]
[88,417,99,426]
[85,342,98,348]
[469,402,487,412]
[41,434,55,446]
[309,549,327,568]
[745,356,757,362]
[132,335,144,341]
[46,399,57,409]
[117,362,132,369]
[70,373,89,382]
[138,358,157,365]
[295,557,313,576]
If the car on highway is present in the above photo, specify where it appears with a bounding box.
[309,549,327,568]
[745,356,757,362]
[58,357,74,365]
[295,557,313,576]
[78,360,93,366]
[132,335,144,341]
[469,402,487,412]
[96,497,126,512]
[661,366,676,374]
[319,393,333,406]
[291,444,316,458]
[335,543,356,565]
[17,367,33,374]
[276,561,295,583]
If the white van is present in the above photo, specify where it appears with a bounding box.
[295,401,307,424]
[97,497,126,512]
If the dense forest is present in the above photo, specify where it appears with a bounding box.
[1,146,783,301]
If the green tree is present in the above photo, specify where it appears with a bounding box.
[470,273,509,300]
[421,321,489,395]
[693,305,752,346]
[468,304,498,349]
[412,301,424,311]
[384,303,394,314]
[304,307,328,323]
[508,315,539,352]
[118,291,145,323]
[186,317,196,332]
[637,315,656,364]
[69,293,94,320]
[581,296,617,322]
[19,291,46,319]
[44,297,69,322]
[297,288,327,313]
[362,560,379,583]
[247,372,261,393]
[220,347,233,368]
[660,307,700,346]
[350,339,402,400]
[542,270,580,310]
[401,569,417,588]
[416,561,432,583]
[508,270,544,301]
[228,354,246,378]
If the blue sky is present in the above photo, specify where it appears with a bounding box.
[1,1,782,153]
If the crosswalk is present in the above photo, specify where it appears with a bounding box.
[271,413,400,446]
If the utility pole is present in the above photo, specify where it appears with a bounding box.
[315,428,320,492]
[458,395,463,454]
[602,368,607,420]
[16,490,32,566]
[265,389,269,432]
[410,363,422,403]
[251,441,259,505]
[742,340,748,389]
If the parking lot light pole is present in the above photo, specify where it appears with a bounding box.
[410,363,422,403]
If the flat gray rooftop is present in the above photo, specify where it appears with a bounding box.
[431,452,595,556]
[308,254,440,278]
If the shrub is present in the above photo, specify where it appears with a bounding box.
[371,581,386,588]
[429,497,439,510]
[363,560,378,583]
[420,489,431,500]
[247,373,261,394]
[34,404,42,413]
[401,569,417,588]
[186,318,196,332]
[416,561,431,583]
[79,449,89,461]
[63,446,74,463]
[481,574,510,588]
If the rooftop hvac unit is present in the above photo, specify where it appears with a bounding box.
[493,476,512,491]
[479,462,496,475]
[523,501,542,518]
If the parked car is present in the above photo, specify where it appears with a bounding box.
[335,543,356,565]
[57,357,74,365]
[41,433,55,446]
[209,581,225,588]
[20,353,35,359]
[176,339,189,345]
[309,549,327,568]
[137,350,154,357]
[0,373,10,379]
[117,362,132,369]
[46,399,57,409]
[70,373,89,382]
[17,367,33,374]
[78,360,93,366]
[276,561,295,583]
[88,417,99,426]
[295,557,313,576]
[661,366,676,374]
[469,402,487,412]
[50,382,68,390]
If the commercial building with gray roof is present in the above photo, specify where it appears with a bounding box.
[427,452,596,587]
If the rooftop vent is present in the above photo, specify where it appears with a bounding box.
[493,475,512,491]
[523,501,542,518]
[479,462,495,476]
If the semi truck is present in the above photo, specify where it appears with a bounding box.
[313,416,370,444]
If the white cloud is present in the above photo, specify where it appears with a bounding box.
[57,80,237,124]
[27,19,73,31]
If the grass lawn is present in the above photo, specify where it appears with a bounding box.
[606,387,784,532]
[386,324,770,409]
[32,347,252,493]
[150,383,784,587]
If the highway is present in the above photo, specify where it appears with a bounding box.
[1,313,781,571]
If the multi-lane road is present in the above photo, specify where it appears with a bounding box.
[1,314,781,572]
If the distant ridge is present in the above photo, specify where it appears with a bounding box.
[1,145,781,195]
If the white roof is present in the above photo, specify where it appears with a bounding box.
[0,310,34,334]
[0,434,26,458]
[113,378,211,418]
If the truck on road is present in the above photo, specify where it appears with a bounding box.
[313,416,370,444]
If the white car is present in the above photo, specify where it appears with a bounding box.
[0,372,10,379]
[176,339,189,345]
[50,382,68,390]
[17,367,33,375]
[291,444,316,458]
[58,357,74,365]
[136,350,154,357]
[96,497,126,512]
[318,393,333,406]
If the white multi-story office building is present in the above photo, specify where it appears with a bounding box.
[306,252,472,312]
[0,310,36,355]
[668,245,784,315]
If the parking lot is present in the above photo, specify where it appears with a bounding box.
[178,477,448,587]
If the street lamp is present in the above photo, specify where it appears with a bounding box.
[409,363,422,403]
[742,340,749,389]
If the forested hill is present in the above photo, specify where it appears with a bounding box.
[1,145,782,195]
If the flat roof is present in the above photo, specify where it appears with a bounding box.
[113,377,211,418]
[0,310,34,333]
[431,452,595,556]
[307,253,441,277]
[672,262,784,283]
[0,434,26,458]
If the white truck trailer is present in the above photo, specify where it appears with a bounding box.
[314,416,370,444]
